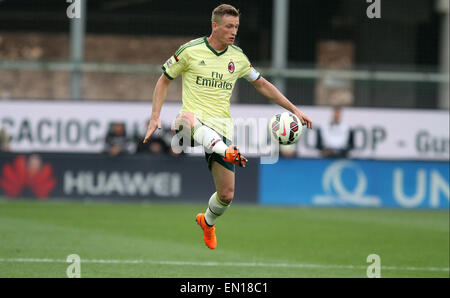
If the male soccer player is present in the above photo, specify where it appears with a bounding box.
[143,4,312,249]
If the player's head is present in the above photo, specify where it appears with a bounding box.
[211,4,240,45]
[112,122,125,135]
[332,107,342,123]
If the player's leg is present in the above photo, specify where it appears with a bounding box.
[196,161,234,249]
[174,111,228,154]
[172,112,198,147]
[174,112,247,167]
[173,111,199,133]
[206,160,235,224]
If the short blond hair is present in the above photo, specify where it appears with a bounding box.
[211,4,240,23]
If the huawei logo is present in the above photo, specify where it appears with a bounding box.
[0,155,56,199]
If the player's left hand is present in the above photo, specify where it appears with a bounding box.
[294,109,312,129]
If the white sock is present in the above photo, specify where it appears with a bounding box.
[193,125,228,156]
[204,192,230,226]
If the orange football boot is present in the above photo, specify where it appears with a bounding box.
[223,145,248,167]
[196,213,217,250]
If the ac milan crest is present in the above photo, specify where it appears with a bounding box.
[228,61,235,73]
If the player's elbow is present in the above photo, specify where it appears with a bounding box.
[251,76,267,90]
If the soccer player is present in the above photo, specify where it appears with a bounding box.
[143,4,312,249]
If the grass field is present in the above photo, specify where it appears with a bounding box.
[0,199,448,278]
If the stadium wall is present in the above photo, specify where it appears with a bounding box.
[0,152,259,203]
[0,100,448,160]
[0,101,448,209]
[0,152,448,209]
[260,158,449,209]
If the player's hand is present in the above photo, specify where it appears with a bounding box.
[143,118,162,143]
[294,109,312,129]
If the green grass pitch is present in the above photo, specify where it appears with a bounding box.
[0,199,448,278]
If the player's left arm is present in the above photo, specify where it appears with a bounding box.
[250,77,312,129]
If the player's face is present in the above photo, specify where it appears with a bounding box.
[333,109,341,123]
[215,15,239,45]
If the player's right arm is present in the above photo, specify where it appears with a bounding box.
[143,74,171,143]
[143,46,189,143]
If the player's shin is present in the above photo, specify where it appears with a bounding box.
[204,192,229,226]
[193,125,228,156]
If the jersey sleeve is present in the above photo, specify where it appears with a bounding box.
[161,47,189,80]
[239,54,261,82]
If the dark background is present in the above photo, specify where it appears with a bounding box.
[0,0,439,65]
[0,0,443,108]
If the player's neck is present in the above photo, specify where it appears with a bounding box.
[206,35,228,53]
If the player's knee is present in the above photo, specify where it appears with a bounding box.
[178,112,199,129]
[217,188,234,204]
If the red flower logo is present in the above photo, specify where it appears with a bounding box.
[0,155,56,199]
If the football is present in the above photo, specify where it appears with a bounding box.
[269,112,302,145]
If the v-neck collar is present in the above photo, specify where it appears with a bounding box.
[204,37,228,56]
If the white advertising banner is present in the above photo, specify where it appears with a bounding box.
[0,100,448,161]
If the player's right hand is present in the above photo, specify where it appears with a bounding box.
[143,118,162,143]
